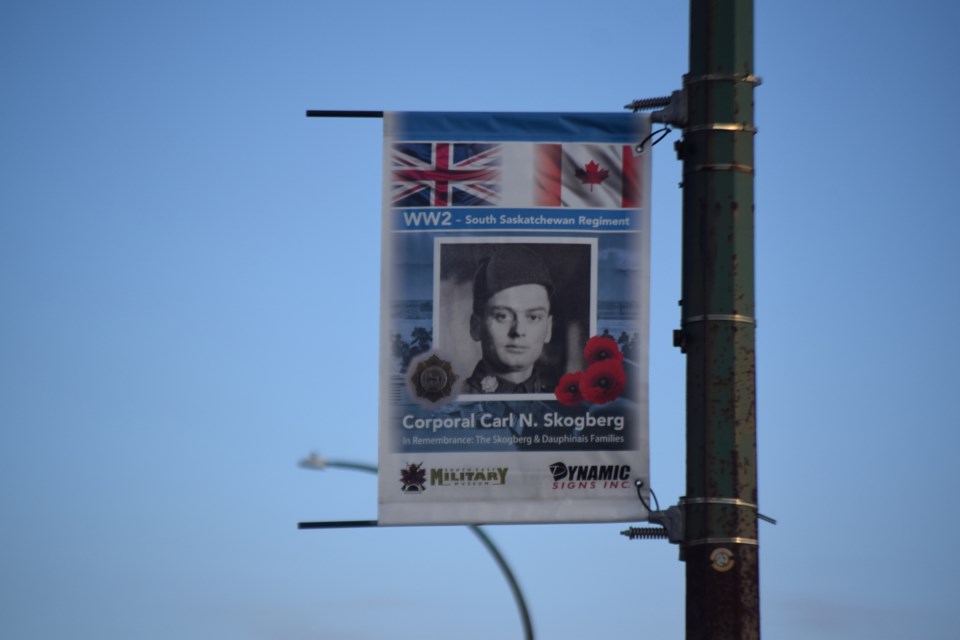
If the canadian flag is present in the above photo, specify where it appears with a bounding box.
[500,143,641,209]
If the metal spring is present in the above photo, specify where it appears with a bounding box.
[624,96,672,112]
[620,526,669,540]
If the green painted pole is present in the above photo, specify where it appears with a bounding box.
[679,1,759,638]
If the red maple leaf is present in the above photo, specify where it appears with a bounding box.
[574,160,609,191]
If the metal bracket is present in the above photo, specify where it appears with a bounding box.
[621,489,776,547]
[620,505,684,544]
[649,505,685,544]
[624,90,686,128]
[620,480,685,544]
[652,89,687,128]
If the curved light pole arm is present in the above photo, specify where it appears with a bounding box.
[467,524,534,640]
[299,453,534,640]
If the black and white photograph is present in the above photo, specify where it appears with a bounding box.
[435,238,596,399]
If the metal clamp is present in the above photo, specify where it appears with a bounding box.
[682,314,757,327]
[681,497,757,509]
[681,496,778,526]
[681,495,764,549]
[684,536,759,548]
[684,123,758,134]
[684,163,754,175]
[684,73,762,86]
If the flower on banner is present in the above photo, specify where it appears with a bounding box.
[579,359,627,405]
[583,335,624,365]
[554,335,626,405]
[554,371,584,406]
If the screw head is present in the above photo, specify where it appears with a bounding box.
[709,548,735,572]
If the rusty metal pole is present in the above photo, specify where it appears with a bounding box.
[679,1,759,638]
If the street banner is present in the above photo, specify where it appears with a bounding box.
[378,112,651,525]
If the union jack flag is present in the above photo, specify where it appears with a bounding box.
[391,142,501,207]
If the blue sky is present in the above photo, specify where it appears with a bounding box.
[2,1,959,638]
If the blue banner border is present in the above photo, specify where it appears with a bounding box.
[387,112,646,142]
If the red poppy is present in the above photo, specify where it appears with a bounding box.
[579,359,626,404]
[554,371,584,406]
[583,335,623,365]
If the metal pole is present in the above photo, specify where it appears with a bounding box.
[680,1,759,638]
[299,455,534,640]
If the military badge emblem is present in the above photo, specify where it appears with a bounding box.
[410,354,458,402]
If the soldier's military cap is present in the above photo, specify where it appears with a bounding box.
[472,245,554,314]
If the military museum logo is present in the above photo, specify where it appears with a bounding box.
[399,462,427,493]
[429,466,508,487]
[399,464,510,493]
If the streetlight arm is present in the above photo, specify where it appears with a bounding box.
[468,525,534,640]
[324,459,379,475]
[299,453,534,640]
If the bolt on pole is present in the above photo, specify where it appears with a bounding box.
[679,1,760,638]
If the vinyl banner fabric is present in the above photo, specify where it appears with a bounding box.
[378,112,651,525]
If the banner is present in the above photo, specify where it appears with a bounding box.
[378,112,651,525]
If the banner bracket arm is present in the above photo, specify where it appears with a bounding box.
[298,520,380,529]
[305,110,384,118]
[626,90,687,128]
